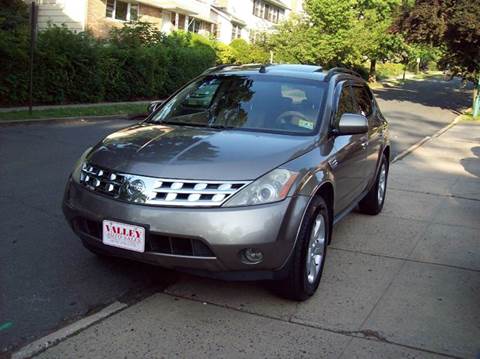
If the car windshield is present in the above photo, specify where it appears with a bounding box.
[148,75,327,134]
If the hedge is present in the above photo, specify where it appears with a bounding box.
[0,20,218,106]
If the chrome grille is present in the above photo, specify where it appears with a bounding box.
[80,163,125,197]
[79,163,250,207]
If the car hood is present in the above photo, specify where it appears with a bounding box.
[87,123,316,180]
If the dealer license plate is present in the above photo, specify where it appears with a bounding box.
[102,220,145,253]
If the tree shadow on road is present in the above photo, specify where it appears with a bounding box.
[461,146,480,178]
[374,77,473,113]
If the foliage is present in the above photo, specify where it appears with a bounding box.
[266,0,410,80]
[0,21,217,106]
[267,14,321,64]
[0,0,29,105]
[396,0,480,81]
[214,41,235,64]
[228,38,269,64]
[229,39,251,64]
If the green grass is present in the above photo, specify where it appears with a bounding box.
[413,71,443,80]
[0,103,148,122]
[460,110,479,121]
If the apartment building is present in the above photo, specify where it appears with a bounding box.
[29,0,303,43]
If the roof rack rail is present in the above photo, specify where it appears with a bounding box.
[201,64,234,76]
[324,67,362,81]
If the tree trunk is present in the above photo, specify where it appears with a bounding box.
[402,63,407,81]
[368,58,377,83]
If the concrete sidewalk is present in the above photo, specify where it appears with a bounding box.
[27,122,480,359]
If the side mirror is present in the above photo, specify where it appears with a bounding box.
[336,113,368,135]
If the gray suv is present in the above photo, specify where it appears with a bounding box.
[63,64,390,300]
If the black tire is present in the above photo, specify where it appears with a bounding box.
[274,196,331,301]
[358,154,389,215]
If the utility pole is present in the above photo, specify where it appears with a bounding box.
[28,1,38,116]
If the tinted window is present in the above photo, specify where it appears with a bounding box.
[335,83,356,123]
[150,75,327,134]
[353,86,373,117]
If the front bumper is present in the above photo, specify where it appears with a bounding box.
[62,178,309,280]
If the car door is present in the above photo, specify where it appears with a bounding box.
[331,81,368,213]
[352,84,382,185]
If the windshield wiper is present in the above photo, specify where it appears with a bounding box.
[209,124,235,129]
[160,120,209,128]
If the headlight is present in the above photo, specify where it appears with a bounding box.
[223,169,298,207]
[71,147,92,183]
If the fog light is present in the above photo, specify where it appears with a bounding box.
[241,248,264,264]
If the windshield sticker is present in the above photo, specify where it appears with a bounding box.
[298,119,314,130]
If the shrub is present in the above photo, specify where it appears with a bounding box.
[34,26,104,104]
[0,21,216,106]
[228,38,270,65]
[0,0,29,106]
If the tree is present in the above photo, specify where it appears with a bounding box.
[267,0,404,80]
[396,0,480,112]
[267,14,320,64]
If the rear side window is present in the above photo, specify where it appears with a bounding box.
[335,83,356,124]
[352,86,373,117]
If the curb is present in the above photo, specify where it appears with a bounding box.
[391,113,463,163]
[0,113,147,126]
[11,302,127,359]
[0,101,151,113]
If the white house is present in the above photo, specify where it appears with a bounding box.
[26,0,303,43]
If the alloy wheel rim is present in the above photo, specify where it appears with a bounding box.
[306,213,326,284]
[378,163,387,205]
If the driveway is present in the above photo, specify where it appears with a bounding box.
[0,76,473,355]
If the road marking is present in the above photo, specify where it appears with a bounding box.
[12,301,127,359]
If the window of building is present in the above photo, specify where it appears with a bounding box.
[188,18,200,33]
[212,23,218,39]
[252,0,284,23]
[231,23,242,40]
[105,0,139,21]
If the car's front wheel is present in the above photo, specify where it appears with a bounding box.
[275,196,330,301]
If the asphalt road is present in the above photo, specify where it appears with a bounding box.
[374,76,472,156]
[0,76,473,354]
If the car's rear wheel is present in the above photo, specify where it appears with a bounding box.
[359,153,388,215]
[275,196,330,301]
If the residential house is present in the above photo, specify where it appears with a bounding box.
[27,0,303,43]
